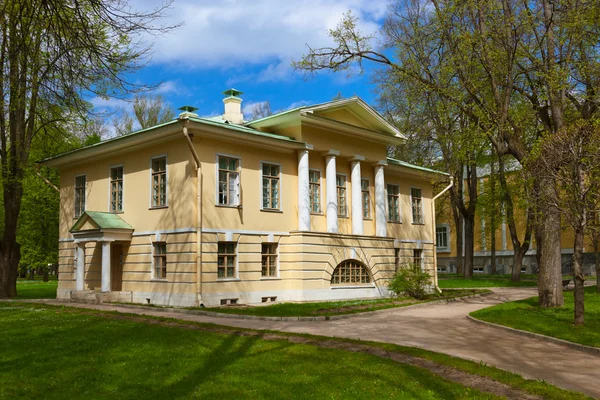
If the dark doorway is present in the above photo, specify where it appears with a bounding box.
[111,243,123,291]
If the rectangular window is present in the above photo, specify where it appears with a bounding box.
[436,225,449,252]
[217,242,236,278]
[411,188,423,224]
[261,243,277,277]
[151,157,167,207]
[387,184,400,222]
[74,175,86,218]
[309,170,321,213]
[336,174,347,217]
[153,242,167,279]
[218,156,240,206]
[110,167,123,212]
[413,249,423,271]
[361,179,370,218]
[262,163,280,210]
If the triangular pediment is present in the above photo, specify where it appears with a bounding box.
[70,211,134,233]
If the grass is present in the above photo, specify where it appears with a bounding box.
[0,302,588,400]
[437,278,538,288]
[0,302,500,400]
[471,286,600,348]
[15,277,58,299]
[201,289,488,317]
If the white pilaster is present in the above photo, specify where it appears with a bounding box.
[325,150,340,233]
[351,155,365,235]
[101,241,112,292]
[375,161,387,237]
[75,242,86,291]
[297,149,311,231]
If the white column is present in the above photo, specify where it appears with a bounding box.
[351,155,365,235]
[101,241,112,292]
[325,150,340,233]
[297,149,311,231]
[75,242,86,291]
[375,161,387,237]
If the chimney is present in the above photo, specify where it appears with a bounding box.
[178,105,199,118]
[222,88,244,124]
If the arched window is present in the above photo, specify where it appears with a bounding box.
[330,260,371,285]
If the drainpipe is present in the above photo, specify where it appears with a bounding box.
[182,120,203,306]
[431,176,454,293]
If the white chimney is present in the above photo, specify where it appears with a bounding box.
[222,88,244,124]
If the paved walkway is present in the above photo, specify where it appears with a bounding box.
[42,288,600,398]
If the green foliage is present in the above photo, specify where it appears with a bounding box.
[113,94,175,135]
[388,265,432,299]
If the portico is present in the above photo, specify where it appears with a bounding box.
[70,211,134,294]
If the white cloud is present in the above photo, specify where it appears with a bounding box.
[131,0,387,80]
[89,97,132,114]
[286,100,312,110]
[155,80,183,95]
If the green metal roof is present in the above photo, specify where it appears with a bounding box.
[70,211,134,232]
[223,88,243,98]
[387,158,450,176]
[188,116,299,142]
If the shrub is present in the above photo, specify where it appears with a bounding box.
[388,265,432,299]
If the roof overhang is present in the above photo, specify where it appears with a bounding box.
[71,228,134,243]
[386,158,450,180]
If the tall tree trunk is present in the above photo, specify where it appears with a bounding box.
[464,214,475,279]
[594,237,600,293]
[573,229,585,325]
[538,179,564,308]
[490,161,497,274]
[452,200,464,275]
[513,248,526,281]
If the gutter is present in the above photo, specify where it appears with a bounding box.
[182,119,204,307]
[431,176,454,293]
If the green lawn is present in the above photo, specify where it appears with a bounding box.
[0,302,587,400]
[202,289,487,317]
[471,286,600,347]
[438,277,538,288]
[0,302,500,399]
[15,278,58,299]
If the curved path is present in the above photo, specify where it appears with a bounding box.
[43,288,599,398]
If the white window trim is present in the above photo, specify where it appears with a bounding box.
[260,241,280,279]
[361,178,372,220]
[309,168,323,214]
[74,173,87,219]
[410,186,424,224]
[215,153,242,208]
[336,173,348,218]
[259,160,283,212]
[151,241,167,282]
[108,164,124,213]
[386,183,402,223]
[149,154,168,209]
[436,224,451,253]
[217,240,240,280]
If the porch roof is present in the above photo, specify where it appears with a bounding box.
[70,211,134,232]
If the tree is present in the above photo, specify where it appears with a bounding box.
[0,0,176,298]
[245,101,273,121]
[533,121,600,325]
[113,94,175,136]
[293,2,600,307]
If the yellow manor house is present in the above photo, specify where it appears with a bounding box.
[42,90,448,307]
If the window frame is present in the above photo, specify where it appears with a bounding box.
[436,224,451,253]
[413,249,424,271]
[74,174,87,218]
[330,260,372,286]
[386,184,401,223]
[149,155,168,209]
[336,173,348,217]
[260,161,282,212]
[261,243,279,278]
[109,165,124,213]
[152,242,167,281]
[216,153,241,208]
[309,169,322,214]
[411,187,424,224]
[361,178,371,219]
[217,241,238,280]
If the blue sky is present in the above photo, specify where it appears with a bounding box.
[91,0,390,128]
